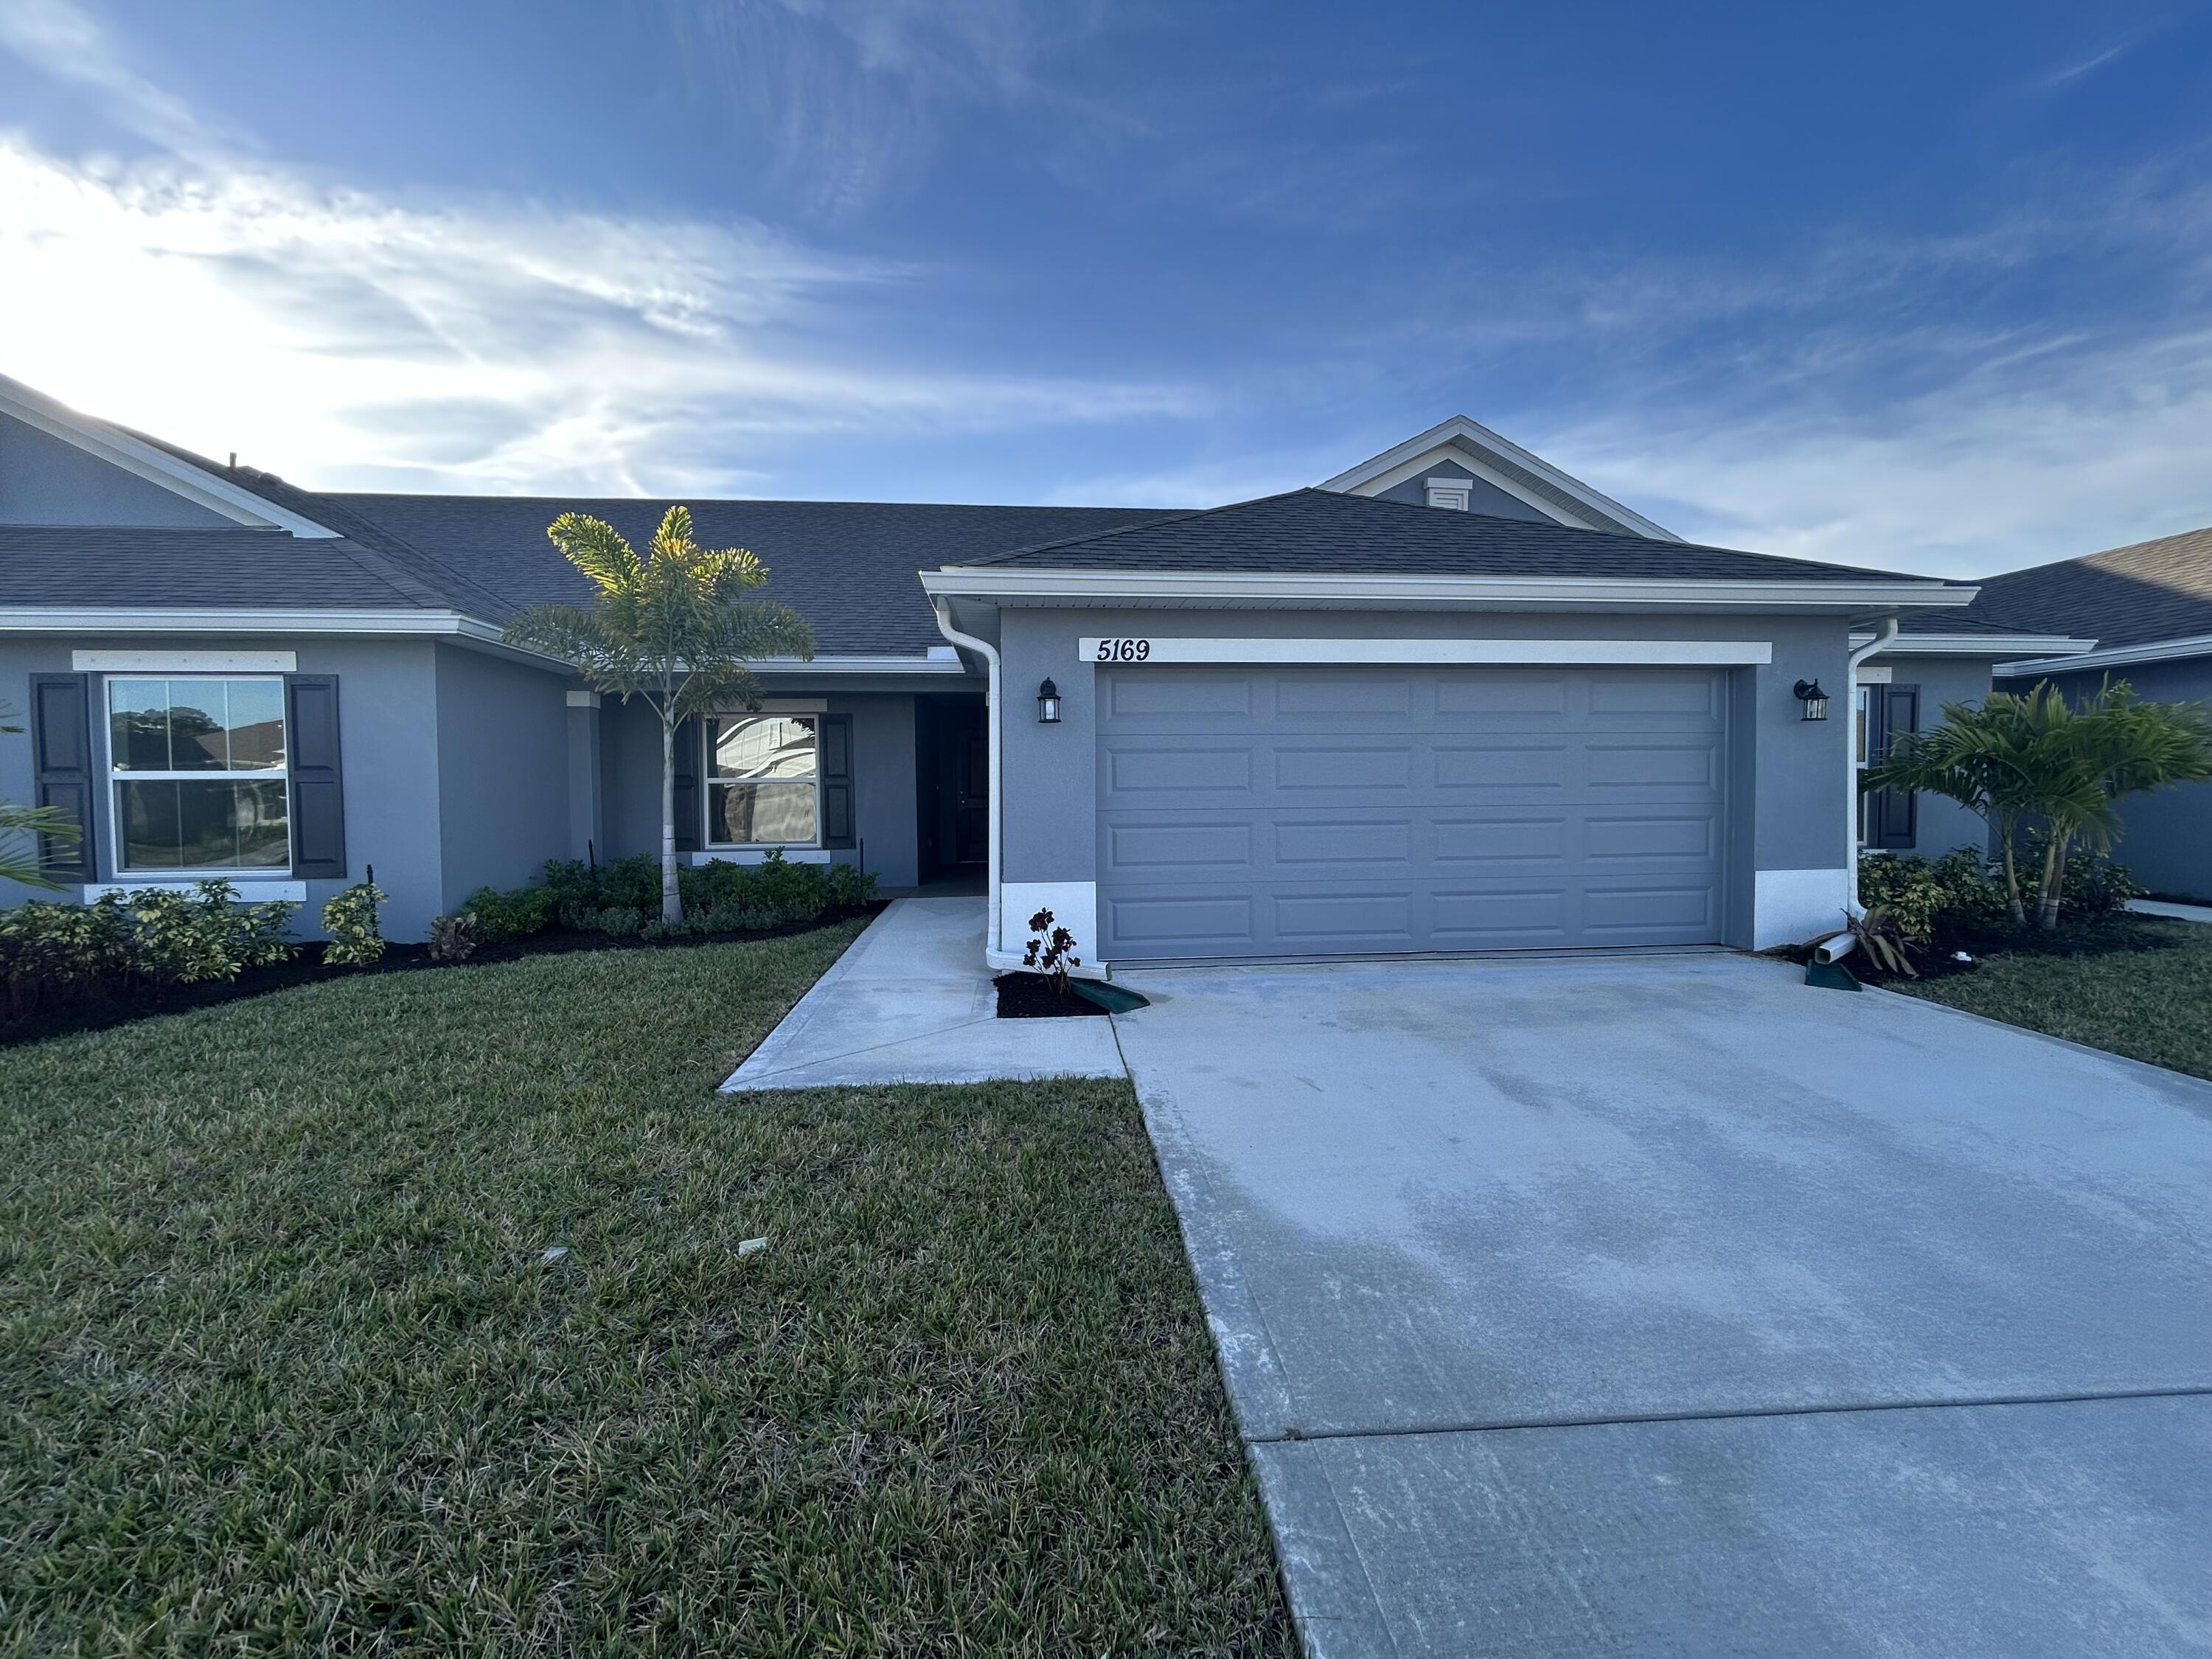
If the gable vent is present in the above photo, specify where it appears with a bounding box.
[1425,476,1472,511]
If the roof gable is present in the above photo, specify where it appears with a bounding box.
[0,375,339,538]
[1320,415,1680,542]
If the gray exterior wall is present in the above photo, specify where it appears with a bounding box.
[1874,654,1998,860]
[2032,655,2212,900]
[995,606,1853,953]
[0,634,447,937]
[434,644,574,907]
[1370,459,1556,523]
[597,684,927,889]
[0,413,232,527]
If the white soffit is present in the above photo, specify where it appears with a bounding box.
[1077,637,1774,666]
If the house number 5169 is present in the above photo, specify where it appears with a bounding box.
[1093,638,1152,661]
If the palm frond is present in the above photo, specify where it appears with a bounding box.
[547,514,643,594]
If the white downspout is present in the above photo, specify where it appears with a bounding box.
[931,597,1002,961]
[1845,616,1899,917]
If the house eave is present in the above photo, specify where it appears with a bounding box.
[1855,632,2098,658]
[1995,633,2212,678]
[923,567,1977,613]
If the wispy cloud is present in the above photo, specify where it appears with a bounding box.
[2034,38,2137,91]
[0,1,1196,495]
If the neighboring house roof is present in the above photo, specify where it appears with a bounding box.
[1971,525,2212,652]
[960,488,1951,586]
[1320,414,1681,541]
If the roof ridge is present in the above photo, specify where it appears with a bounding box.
[956,488,1321,567]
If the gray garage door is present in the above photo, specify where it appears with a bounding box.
[1096,664,1728,960]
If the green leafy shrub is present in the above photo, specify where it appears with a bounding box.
[321,881,388,967]
[126,880,302,984]
[459,883,557,945]
[1859,843,2144,957]
[0,895,138,1020]
[577,905,644,938]
[1,883,299,1021]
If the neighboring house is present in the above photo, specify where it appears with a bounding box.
[1971,526,2212,900]
[1,386,2087,956]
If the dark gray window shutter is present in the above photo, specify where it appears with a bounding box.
[29,672,95,881]
[672,717,700,852]
[819,714,855,849]
[1872,684,1919,852]
[285,674,347,879]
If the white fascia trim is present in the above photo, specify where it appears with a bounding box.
[1319,416,1682,542]
[1996,633,2212,677]
[74,648,298,672]
[1855,632,2096,658]
[925,568,1976,611]
[0,375,338,538]
[1077,636,1773,665]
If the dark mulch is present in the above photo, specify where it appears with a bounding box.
[995,972,1112,1019]
[1,902,886,1048]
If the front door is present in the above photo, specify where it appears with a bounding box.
[953,722,989,866]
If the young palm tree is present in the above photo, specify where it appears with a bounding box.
[504,507,814,924]
[1870,679,2212,930]
[0,700,79,890]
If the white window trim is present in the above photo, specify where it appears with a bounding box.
[702,712,824,851]
[74,650,298,672]
[104,672,294,880]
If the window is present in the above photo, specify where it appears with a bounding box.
[706,714,818,845]
[108,677,290,872]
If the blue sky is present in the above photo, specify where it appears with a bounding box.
[1,0,2208,576]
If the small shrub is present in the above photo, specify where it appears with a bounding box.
[1020,907,1082,994]
[427,912,479,964]
[321,880,388,967]
[0,895,137,1020]
[128,880,302,984]
[460,883,557,945]
[578,905,644,938]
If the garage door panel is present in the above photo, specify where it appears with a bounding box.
[1097,666,1726,959]
[1585,742,1719,789]
[1273,818,1414,869]
[1433,742,1570,791]
[1105,741,1256,796]
[1432,815,1571,865]
[1103,818,1254,872]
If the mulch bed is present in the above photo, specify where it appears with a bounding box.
[1,903,885,1048]
[995,973,1112,1019]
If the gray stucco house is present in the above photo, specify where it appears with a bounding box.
[1972,526,2212,901]
[1,382,2093,959]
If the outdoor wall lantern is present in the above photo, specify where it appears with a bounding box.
[1037,678,1062,723]
[1793,678,1830,721]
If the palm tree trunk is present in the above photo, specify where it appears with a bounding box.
[1998,835,2026,929]
[660,717,681,925]
[2036,830,2070,931]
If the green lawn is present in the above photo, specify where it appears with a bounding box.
[0,921,1293,1656]
[1889,917,2212,1081]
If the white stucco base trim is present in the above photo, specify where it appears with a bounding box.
[1753,868,1850,950]
[995,880,1099,965]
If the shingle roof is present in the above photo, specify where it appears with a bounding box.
[1967,525,2212,650]
[322,495,1183,654]
[0,526,435,610]
[967,488,1951,585]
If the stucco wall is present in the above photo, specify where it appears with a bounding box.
[995,606,1854,954]
[434,643,573,908]
[2030,656,2212,900]
[0,635,445,937]
[597,686,922,888]
[1874,654,1997,860]
[0,413,233,527]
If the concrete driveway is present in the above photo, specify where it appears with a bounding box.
[1110,951,2212,1658]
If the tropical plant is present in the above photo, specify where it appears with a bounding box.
[427,911,480,964]
[503,507,815,923]
[1868,680,2212,930]
[1020,908,1082,994]
[0,700,80,890]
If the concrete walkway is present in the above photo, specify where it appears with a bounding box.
[720,897,1124,1091]
[2131,897,2212,924]
[1110,951,2212,1658]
